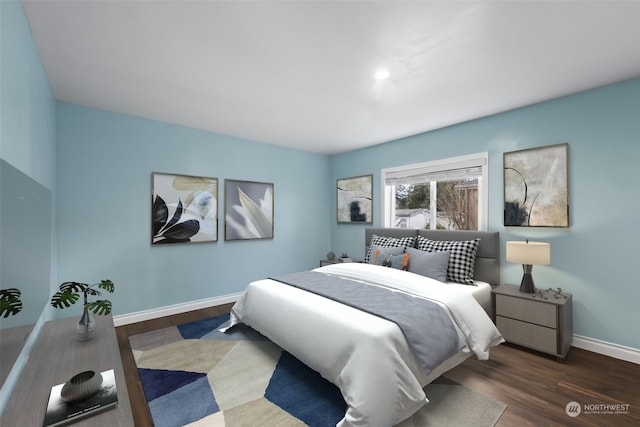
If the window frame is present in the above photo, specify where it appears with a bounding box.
[381,152,488,231]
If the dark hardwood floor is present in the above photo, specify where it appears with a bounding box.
[446,343,640,426]
[116,305,639,427]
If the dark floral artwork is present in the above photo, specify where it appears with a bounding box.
[504,144,569,227]
[337,175,373,223]
[152,173,218,244]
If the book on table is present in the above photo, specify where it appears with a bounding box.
[43,368,118,427]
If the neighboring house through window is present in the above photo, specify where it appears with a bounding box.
[382,152,488,231]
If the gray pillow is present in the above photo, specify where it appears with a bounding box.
[367,244,405,264]
[406,247,450,282]
[416,236,479,284]
[364,235,416,263]
[374,252,410,270]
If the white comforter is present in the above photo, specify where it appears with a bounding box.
[227,263,503,427]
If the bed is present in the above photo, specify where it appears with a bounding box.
[225,228,504,427]
[364,228,501,315]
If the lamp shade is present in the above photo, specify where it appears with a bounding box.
[506,241,550,266]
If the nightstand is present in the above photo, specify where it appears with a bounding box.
[492,284,572,360]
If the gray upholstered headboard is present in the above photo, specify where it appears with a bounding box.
[365,228,500,286]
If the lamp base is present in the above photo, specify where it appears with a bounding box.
[519,265,535,293]
[519,274,535,293]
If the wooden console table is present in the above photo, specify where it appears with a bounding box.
[0,314,133,426]
[0,323,33,386]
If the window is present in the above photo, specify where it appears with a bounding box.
[382,152,488,231]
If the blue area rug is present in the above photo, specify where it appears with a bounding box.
[129,313,346,426]
[265,352,346,426]
[129,313,506,427]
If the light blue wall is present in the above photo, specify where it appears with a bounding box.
[0,0,56,188]
[0,0,56,317]
[0,0,57,414]
[330,79,640,349]
[55,103,331,316]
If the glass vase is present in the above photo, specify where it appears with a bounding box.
[77,305,96,341]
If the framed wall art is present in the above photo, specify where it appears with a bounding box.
[504,143,569,227]
[337,174,373,224]
[151,172,218,244]
[225,179,274,240]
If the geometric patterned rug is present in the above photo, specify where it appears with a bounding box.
[129,313,506,427]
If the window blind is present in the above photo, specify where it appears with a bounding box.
[384,156,486,186]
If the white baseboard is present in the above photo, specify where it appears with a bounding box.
[572,334,640,364]
[113,293,242,327]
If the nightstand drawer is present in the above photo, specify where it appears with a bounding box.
[496,316,557,355]
[495,294,556,328]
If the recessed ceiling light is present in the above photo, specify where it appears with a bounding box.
[375,69,390,80]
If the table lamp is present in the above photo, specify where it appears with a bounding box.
[506,240,550,293]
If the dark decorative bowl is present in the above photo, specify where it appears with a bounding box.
[60,370,103,403]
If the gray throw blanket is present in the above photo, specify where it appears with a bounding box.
[270,271,464,374]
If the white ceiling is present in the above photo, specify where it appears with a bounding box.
[22,1,640,155]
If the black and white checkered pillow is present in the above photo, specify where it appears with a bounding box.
[416,236,480,285]
[365,234,416,263]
